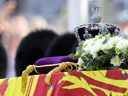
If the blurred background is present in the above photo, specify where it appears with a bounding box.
[0,0,128,78]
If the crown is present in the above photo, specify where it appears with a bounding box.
[74,23,120,42]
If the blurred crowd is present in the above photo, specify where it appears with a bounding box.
[0,1,77,78]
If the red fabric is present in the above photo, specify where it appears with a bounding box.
[0,69,127,96]
[106,68,128,80]
[106,68,124,80]
[92,88,107,96]
[51,71,127,95]
[23,70,128,95]
[0,80,8,96]
[33,75,48,96]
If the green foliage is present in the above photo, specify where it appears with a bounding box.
[81,48,115,70]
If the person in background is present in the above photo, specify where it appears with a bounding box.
[44,32,78,57]
[15,29,58,76]
[30,16,48,31]
[0,0,30,77]
[0,34,7,78]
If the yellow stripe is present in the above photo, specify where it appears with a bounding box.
[5,77,24,96]
[82,71,128,88]
[29,75,39,96]
[4,77,16,96]
[1,75,39,96]
[0,79,5,85]
[14,77,24,96]
[25,76,34,96]
[24,76,32,96]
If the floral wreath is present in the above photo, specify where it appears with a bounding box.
[74,23,128,70]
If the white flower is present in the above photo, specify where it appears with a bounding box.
[82,35,106,58]
[76,33,128,69]
[90,37,106,58]
[116,37,128,51]
[101,36,116,50]
[78,34,128,61]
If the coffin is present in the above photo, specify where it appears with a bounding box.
[0,68,128,96]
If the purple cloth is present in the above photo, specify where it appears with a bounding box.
[35,55,77,65]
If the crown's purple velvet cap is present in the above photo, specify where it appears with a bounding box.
[35,55,77,65]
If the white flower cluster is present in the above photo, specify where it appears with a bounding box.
[80,34,128,58]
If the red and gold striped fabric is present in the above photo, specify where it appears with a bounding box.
[0,69,128,96]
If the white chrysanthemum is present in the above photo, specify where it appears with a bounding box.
[90,37,106,58]
[82,38,95,52]
[116,37,128,51]
[101,36,116,50]
[82,35,107,58]
[79,34,128,59]
[82,38,95,47]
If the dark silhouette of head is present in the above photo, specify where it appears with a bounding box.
[15,29,58,76]
[0,35,7,78]
[44,32,78,57]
